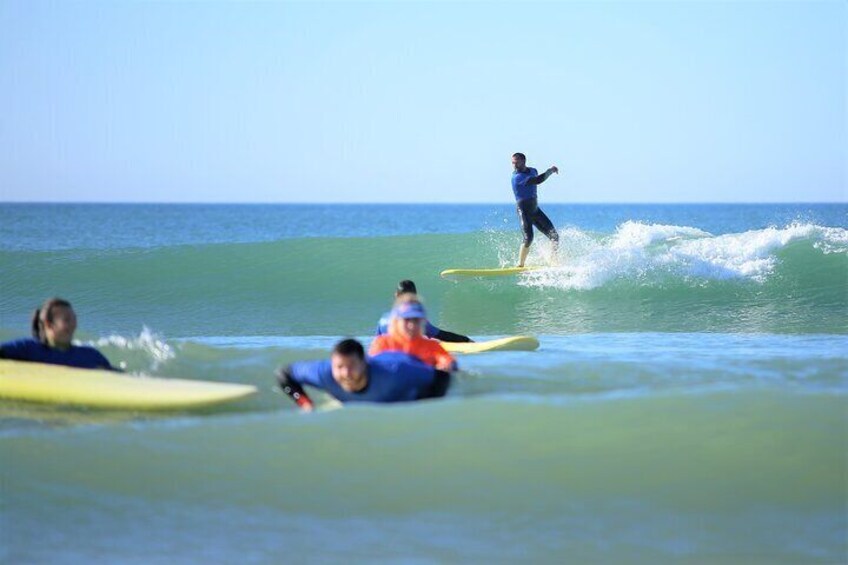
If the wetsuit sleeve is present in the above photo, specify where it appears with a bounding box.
[432,329,472,343]
[88,349,115,371]
[526,168,552,186]
[275,365,315,410]
[0,338,37,360]
[0,340,20,359]
[418,369,451,400]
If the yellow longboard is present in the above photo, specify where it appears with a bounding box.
[441,336,540,354]
[0,359,257,411]
[440,266,543,278]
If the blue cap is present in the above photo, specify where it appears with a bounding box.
[392,301,427,320]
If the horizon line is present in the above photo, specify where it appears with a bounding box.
[1,201,845,206]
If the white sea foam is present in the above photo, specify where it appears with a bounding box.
[78,326,176,370]
[608,221,711,250]
[520,222,847,290]
[671,223,847,281]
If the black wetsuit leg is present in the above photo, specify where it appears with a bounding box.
[517,198,559,245]
[531,206,559,243]
[516,198,537,246]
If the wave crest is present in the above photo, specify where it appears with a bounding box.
[521,222,847,289]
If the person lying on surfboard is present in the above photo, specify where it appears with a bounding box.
[276,338,451,411]
[376,279,472,343]
[511,152,560,267]
[0,297,115,370]
[370,296,457,372]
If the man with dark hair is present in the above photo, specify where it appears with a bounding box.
[276,338,451,410]
[375,280,472,343]
[511,152,560,267]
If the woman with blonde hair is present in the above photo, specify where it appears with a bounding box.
[369,295,457,372]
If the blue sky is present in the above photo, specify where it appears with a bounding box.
[1,1,845,203]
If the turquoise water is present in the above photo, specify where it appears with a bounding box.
[1,203,846,563]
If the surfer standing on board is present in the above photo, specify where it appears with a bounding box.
[511,153,560,267]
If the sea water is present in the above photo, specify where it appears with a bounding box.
[1,203,846,563]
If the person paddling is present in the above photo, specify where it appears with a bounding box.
[276,338,451,411]
[511,152,560,267]
[375,280,472,343]
[0,297,115,370]
[370,296,457,372]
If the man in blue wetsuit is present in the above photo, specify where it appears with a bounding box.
[276,338,451,411]
[375,280,472,343]
[0,297,114,370]
[511,152,560,267]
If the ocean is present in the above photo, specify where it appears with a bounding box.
[1,203,846,563]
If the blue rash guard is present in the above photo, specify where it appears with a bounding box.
[0,338,113,370]
[511,167,539,202]
[376,311,440,338]
[287,352,449,403]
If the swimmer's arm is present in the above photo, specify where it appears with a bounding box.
[275,366,315,412]
[527,166,559,186]
[433,329,473,343]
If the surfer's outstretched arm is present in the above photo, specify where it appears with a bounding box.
[276,366,315,411]
[527,166,559,186]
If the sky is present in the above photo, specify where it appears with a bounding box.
[0,1,845,204]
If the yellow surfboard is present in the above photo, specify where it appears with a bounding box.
[441,336,540,354]
[440,266,543,278]
[0,359,257,411]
